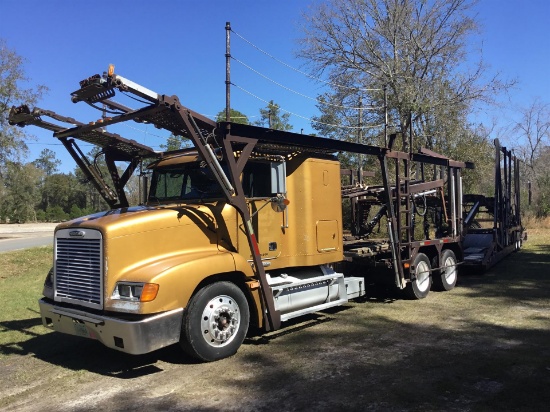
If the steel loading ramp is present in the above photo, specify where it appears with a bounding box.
[463,232,494,264]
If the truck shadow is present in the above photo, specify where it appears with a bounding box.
[1,306,358,378]
[357,282,401,303]
[1,312,345,378]
[456,246,550,303]
[0,314,201,378]
[245,311,338,346]
[0,284,400,379]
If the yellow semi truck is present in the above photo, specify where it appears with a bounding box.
[10,67,477,361]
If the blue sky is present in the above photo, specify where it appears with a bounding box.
[1,0,549,173]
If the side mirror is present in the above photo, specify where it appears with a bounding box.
[270,161,286,195]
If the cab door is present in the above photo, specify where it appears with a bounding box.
[237,162,285,266]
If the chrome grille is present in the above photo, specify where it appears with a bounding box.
[54,229,103,309]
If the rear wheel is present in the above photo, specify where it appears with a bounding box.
[432,249,458,291]
[405,253,432,299]
[514,232,522,251]
[180,281,249,362]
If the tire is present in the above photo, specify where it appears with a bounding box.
[514,233,522,252]
[432,249,458,291]
[180,281,250,362]
[405,253,432,299]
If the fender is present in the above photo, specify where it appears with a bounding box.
[230,252,256,278]
[230,251,264,328]
[106,250,237,314]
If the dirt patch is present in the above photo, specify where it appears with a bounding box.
[1,233,549,411]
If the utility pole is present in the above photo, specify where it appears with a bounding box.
[225,22,231,122]
[357,95,363,183]
[384,85,388,147]
[351,95,363,235]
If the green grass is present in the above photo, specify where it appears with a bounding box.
[0,247,53,359]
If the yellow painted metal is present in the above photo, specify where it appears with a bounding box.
[55,156,344,328]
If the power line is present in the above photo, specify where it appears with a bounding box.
[123,124,168,140]
[232,56,383,111]
[231,28,382,93]
[230,27,388,134]
[233,83,384,131]
[27,142,93,147]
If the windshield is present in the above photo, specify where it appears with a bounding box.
[149,162,224,202]
[148,160,273,203]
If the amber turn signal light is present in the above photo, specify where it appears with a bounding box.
[140,283,160,302]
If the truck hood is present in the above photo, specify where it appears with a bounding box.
[56,205,220,240]
[54,203,239,314]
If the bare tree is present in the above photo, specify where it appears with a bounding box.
[512,99,550,216]
[513,99,550,172]
[299,0,511,153]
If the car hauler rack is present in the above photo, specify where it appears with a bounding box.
[341,144,472,298]
[9,104,158,209]
[462,139,525,270]
[9,66,483,361]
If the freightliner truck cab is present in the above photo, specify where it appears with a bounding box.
[37,142,363,361]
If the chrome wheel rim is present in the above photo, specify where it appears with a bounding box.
[443,256,457,285]
[415,260,431,292]
[201,294,241,347]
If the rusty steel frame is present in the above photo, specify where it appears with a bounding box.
[462,139,523,270]
[9,67,476,327]
[8,105,153,209]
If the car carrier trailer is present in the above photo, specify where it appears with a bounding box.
[462,139,525,270]
[9,66,485,361]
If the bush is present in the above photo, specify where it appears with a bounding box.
[45,206,68,222]
[69,205,82,219]
[35,209,46,222]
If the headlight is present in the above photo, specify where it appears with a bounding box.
[112,282,159,302]
[43,267,54,299]
[44,267,54,288]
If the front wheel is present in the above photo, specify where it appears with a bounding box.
[405,253,432,299]
[432,249,458,291]
[180,281,250,362]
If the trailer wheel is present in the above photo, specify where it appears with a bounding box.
[432,249,458,291]
[405,253,432,299]
[180,281,249,362]
[514,233,522,251]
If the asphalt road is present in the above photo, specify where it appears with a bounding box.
[0,235,53,253]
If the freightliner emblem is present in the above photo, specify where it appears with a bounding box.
[69,230,85,237]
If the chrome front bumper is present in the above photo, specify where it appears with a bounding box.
[38,299,183,355]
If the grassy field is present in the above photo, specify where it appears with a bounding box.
[0,246,52,360]
[0,229,549,411]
